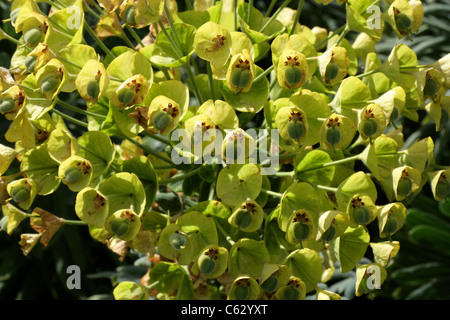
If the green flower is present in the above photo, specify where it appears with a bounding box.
[228,199,263,232]
[6,178,37,210]
[194,21,232,69]
[357,104,386,141]
[276,49,310,90]
[105,209,142,241]
[226,49,255,94]
[317,45,350,86]
[58,155,93,192]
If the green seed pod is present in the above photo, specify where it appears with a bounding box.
[233,285,249,300]
[86,81,100,99]
[233,209,252,229]
[123,5,136,24]
[284,66,303,87]
[325,126,341,147]
[436,180,450,199]
[117,87,135,105]
[228,200,264,232]
[273,277,306,300]
[282,286,300,300]
[320,225,336,242]
[324,62,339,81]
[423,78,438,97]
[153,111,172,131]
[382,216,398,235]
[362,119,378,137]
[40,75,60,92]
[293,223,310,241]
[287,122,305,140]
[24,28,43,46]
[168,232,187,250]
[111,218,130,237]
[353,206,371,225]
[397,177,412,197]
[395,13,411,33]
[11,185,30,203]
[261,275,279,293]
[24,56,37,73]
[193,245,228,279]
[231,68,252,92]
[199,257,216,275]
[0,98,16,113]
[64,167,82,184]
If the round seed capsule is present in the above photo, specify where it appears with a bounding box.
[24,27,43,46]
[436,180,450,199]
[287,122,305,141]
[200,257,216,275]
[353,206,371,225]
[261,275,279,293]
[230,68,251,92]
[86,81,100,99]
[111,218,130,237]
[321,225,336,242]
[40,75,60,92]
[362,119,378,137]
[395,13,411,33]
[64,167,82,184]
[423,78,438,97]
[326,126,341,147]
[397,177,412,196]
[293,223,310,241]
[117,87,135,105]
[284,66,303,87]
[0,98,16,113]
[233,285,250,300]
[234,209,252,229]
[24,55,37,73]
[382,216,398,235]
[324,63,339,81]
[168,232,187,250]
[123,6,136,24]
[153,111,172,131]
[11,186,30,203]
[282,286,300,300]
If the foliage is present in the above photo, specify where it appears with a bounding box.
[0,0,449,300]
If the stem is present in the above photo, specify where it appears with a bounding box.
[275,171,295,178]
[313,185,338,192]
[260,188,283,198]
[234,0,238,31]
[214,219,236,246]
[253,65,274,83]
[207,62,216,101]
[83,20,116,60]
[141,130,171,145]
[265,0,278,17]
[335,25,349,46]
[298,154,360,174]
[52,108,89,128]
[1,30,28,47]
[355,68,380,79]
[56,99,106,119]
[314,24,346,50]
[159,167,201,185]
[185,59,204,105]
[62,219,88,226]
[247,0,253,24]
[163,2,184,54]
[289,0,304,36]
[259,0,292,34]
[184,0,193,10]
[125,24,145,48]
[122,135,174,164]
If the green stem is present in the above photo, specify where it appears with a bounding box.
[1,30,29,48]
[298,154,360,174]
[83,20,116,60]
[52,108,89,128]
[214,218,236,246]
[56,99,106,119]
[275,171,295,178]
[313,185,338,192]
[164,2,184,55]
[259,0,292,34]
[184,0,193,11]
[141,130,171,145]
[355,68,380,79]
[157,19,184,61]
[260,188,283,198]
[247,0,253,24]
[207,62,216,100]
[146,281,160,291]
[125,24,145,48]
[254,65,274,83]
[289,0,304,36]
[265,0,278,17]
[335,25,349,46]
[186,59,205,105]
[234,0,238,31]
[122,135,174,165]
[314,24,346,50]
[62,219,88,226]
[159,167,201,185]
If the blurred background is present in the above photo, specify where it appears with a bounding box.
[0,0,449,300]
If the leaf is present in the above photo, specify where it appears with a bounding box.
[113,281,149,300]
[284,248,323,293]
[148,262,194,299]
[228,238,270,279]
[77,131,115,179]
[295,149,335,186]
[336,171,377,211]
[335,226,370,273]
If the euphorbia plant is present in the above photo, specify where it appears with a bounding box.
[0,0,449,301]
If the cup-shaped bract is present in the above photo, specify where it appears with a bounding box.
[147,95,182,135]
[192,245,228,279]
[358,103,387,141]
[428,170,450,201]
[355,263,387,296]
[319,113,356,150]
[7,178,37,210]
[19,14,48,47]
[158,223,193,265]
[228,199,263,232]
[316,210,350,242]
[415,68,446,102]
[105,209,141,241]
[377,202,407,238]
[0,85,25,120]
[35,59,67,100]
[318,45,350,86]
[227,276,259,300]
[182,113,218,158]
[385,0,416,38]
[112,74,150,110]
[194,22,232,69]
[276,49,310,91]
[392,166,422,201]
[259,264,291,294]
[347,195,378,227]
[75,187,109,228]
[221,128,256,164]
[226,49,255,94]
[119,0,164,28]
[24,43,56,75]
[275,106,309,146]
[58,155,93,192]
[196,99,239,132]
[75,59,109,103]
[273,276,306,300]
[285,209,317,245]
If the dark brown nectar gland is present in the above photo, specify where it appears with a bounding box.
[206,35,227,53]
[88,194,106,216]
